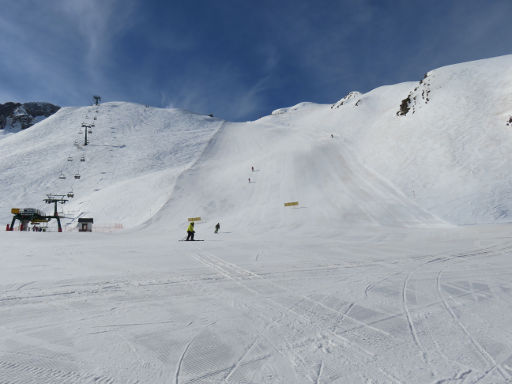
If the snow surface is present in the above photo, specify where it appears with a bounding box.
[1,55,512,383]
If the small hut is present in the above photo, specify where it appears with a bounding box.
[78,218,93,232]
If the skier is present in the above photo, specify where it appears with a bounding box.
[251,166,254,172]
[215,223,220,234]
[331,134,334,138]
[186,222,195,241]
[248,177,251,183]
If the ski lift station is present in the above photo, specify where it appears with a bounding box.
[8,208,48,231]
[78,218,93,232]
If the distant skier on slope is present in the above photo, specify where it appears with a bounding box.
[215,222,220,234]
[186,222,195,241]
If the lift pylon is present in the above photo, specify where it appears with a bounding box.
[43,194,69,232]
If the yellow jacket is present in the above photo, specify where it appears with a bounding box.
[187,223,195,232]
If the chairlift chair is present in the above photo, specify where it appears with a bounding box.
[67,156,73,161]
[80,155,85,162]
[59,173,66,180]
[88,129,92,134]
[74,173,81,180]
[74,140,79,145]
[67,191,74,198]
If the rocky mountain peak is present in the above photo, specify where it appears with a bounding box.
[0,102,60,130]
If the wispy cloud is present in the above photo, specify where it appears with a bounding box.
[58,0,137,82]
[59,0,136,89]
[0,0,137,105]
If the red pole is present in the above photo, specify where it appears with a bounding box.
[6,224,9,231]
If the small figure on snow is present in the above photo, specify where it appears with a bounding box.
[215,222,220,234]
[251,166,254,172]
[248,177,251,183]
[331,134,334,138]
[186,222,195,241]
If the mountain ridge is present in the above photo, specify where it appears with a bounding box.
[1,55,512,231]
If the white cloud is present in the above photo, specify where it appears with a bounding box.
[57,0,137,83]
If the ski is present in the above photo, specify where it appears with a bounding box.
[178,239,205,242]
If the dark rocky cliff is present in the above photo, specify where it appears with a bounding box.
[0,102,60,130]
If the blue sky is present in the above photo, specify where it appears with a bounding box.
[0,0,511,121]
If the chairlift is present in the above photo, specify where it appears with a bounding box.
[80,155,85,162]
[67,156,73,161]
[74,140,79,145]
[88,129,92,134]
[74,173,81,180]
[67,191,74,198]
[59,172,66,180]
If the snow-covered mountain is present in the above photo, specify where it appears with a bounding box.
[1,55,511,232]
[3,55,512,384]
[0,101,60,133]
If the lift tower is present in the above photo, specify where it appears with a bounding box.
[81,123,93,146]
[44,194,68,232]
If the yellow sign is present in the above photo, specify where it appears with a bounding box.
[284,201,299,207]
[11,208,20,214]
[188,217,202,222]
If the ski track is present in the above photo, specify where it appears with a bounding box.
[2,238,512,382]
[204,252,391,338]
[222,336,259,383]
[436,270,510,382]
[175,332,199,384]
[0,359,117,384]
[191,252,405,383]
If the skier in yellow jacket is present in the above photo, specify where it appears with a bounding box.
[186,222,195,241]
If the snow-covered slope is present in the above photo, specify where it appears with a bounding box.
[151,55,512,231]
[1,55,512,232]
[3,55,512,384]
[152,106,442,235]
[342,54,512,224]
[0,102,222,228]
